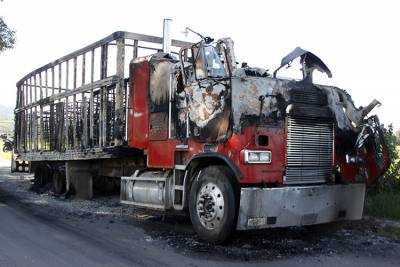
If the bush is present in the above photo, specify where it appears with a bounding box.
[366,124,400,220]
[374,124,400,193]
[366,192,400,220]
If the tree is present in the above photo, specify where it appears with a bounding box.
[396,128,400,145]
[375,124,400,192]
[0,15,16,53]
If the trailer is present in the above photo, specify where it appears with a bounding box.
[14,20,391,243]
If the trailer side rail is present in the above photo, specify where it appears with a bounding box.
[14,31,190,160]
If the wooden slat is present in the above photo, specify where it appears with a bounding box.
[16,31,191,88]
[45,70,48,98]
[73,57,78,149]
[58,64,62,94]
[66,60,69,90]
[133,39,138,58]
[89,49,95,147]
[34,75,37,102]
[100,44,108,147]
[82,53,86,85]
[51,66,55,96]
[82,96,88,149]
[33,110,38,151]
[40,105,44,152]
[114,38,125,145]
[14,76,117,112]
[65,96,69,149]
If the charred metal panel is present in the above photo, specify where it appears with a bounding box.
[149,112,168,140]
[229,65,387,185]
[17,147,142,161]
[180,80,232,142]
[55,102,65,151]
[288,81,327,106]
[323,86,381,130]
[149,58,172,113]
[231,73,380,134]
[286,104,332,118]
[114,38,126,145]
[273,47,332,82]
[231,77,288,132]
[148,57,173,142]
[127,60,149,149]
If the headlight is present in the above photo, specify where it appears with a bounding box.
[244,150,271,164]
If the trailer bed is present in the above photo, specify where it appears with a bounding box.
[14,31,190,161]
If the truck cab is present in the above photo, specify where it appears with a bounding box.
[160,36,391,242]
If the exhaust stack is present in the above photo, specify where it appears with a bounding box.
[163,19,172,54]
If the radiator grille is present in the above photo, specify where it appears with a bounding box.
[285,116,334,184]
[290,88,327,106]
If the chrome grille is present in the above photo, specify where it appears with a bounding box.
[285,116,334,184]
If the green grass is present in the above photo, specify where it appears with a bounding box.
[0,140,12,161]
[0,120,14,135]
[0,120,13,161]
[377,225,400,240]
[366,192,400,221]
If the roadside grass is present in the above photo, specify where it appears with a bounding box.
[0,120,13,161]
[377,225,400,240]
[366,191,400,221]
[0,120,13,135]
[0,140,12,161]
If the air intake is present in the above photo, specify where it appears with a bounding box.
[285,116,334,184]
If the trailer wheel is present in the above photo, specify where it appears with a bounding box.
[34,164,53,187]
[188,165,238,243]
[53,170,66,195]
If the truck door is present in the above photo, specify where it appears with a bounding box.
[179,41,233,143]
[145,56,178,168]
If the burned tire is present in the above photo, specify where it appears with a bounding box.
[53,170,66,195]
[34,164,53,187]
[188,165,238,243]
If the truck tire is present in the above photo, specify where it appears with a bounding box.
[53,170,66,195]
[188,165,238,243]
[34,164,53,187]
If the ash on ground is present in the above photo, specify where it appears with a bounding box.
[1,167,399,262]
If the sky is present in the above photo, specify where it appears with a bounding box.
[0,0,399,128]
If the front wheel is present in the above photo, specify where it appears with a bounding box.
[188,165,239,243]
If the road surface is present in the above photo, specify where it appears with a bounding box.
[0,166,399,267]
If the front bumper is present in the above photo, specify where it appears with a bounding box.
[236,183,365,230]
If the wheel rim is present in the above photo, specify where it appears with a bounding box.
[196,182,225,230]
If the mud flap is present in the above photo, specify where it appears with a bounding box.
[355,116,391,183]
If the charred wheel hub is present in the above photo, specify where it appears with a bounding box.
[196,182,224,230]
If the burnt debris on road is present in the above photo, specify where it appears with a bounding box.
[0,166,399,265]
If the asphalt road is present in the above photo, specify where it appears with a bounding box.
[0,166,399,267]
[0,189,212,267]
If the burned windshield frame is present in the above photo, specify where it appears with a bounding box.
[193,43,207,80]
[179,40,228,85]
[203,45,226,78]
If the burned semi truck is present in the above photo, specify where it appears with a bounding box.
[14,20,390,242]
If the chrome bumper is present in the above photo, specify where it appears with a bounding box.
[236,183,365,230]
